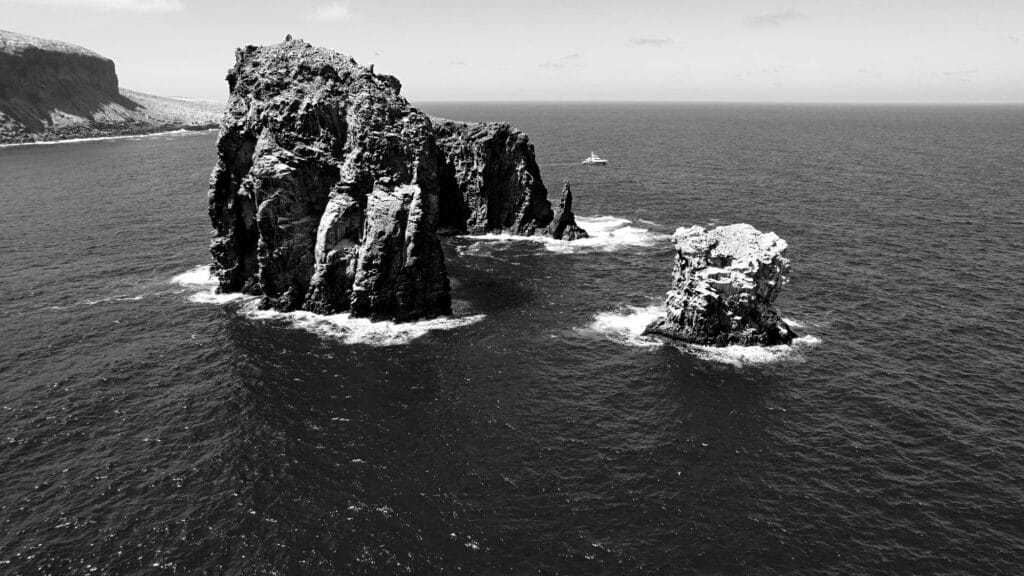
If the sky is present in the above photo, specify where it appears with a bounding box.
[1,0,1022,103]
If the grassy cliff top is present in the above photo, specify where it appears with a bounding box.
[0,29,105,59]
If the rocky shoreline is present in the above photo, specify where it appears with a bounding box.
[0,122,219,146]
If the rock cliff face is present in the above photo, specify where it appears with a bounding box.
[434,119,586,237]
[208,39,450,320]
[644,223,795,346]
[0,29,119,133]
[0,29,219,143]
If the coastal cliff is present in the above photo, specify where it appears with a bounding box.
[0,29,219,144]
[208,39,450,320]
[644,223,795,346]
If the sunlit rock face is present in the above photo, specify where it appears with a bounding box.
[208,38,450,320]
[644,223,795,346]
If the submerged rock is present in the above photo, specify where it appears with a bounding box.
[644,223,795,346]
[208,38,450,320]
[548,181,589,241]
[433,119,588,238]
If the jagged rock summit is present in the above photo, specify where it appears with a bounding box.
[209,38,450,320]
[644,223,795,346]
[208,38,588,321]
[549,181,589,241]
[0,29,219,143]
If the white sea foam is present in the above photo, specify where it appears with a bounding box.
[171,265,218,287]
[84,295,147,305]
[188,291,254,305]
[586,305,665,348]
[243,305,485,346]
[683,335,822,368]
[172,265,254,304]
[461,215,671,255]
[588,304,821,365]
[172,265,481,344]
[0,128,216,149]
[782,317,804,328]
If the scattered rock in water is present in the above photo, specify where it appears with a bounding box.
[644,223,796,346]
[548,181,588,241]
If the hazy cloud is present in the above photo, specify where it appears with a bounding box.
[539,54,586,68]
[450,60,467,67]
[310,1,351,21]
[629,37,672,46]
[0,0,183,10]
[742,9,804,27]
[941,69,979,83]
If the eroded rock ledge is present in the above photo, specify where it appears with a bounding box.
[208,38,587,320]
[644,223,795,346]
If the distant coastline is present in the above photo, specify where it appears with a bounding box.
[0,126,218,149]
[0,30,222,145]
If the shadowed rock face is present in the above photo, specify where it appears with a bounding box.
[208,39,450,320]
[433,119,559,235]
[549,181,588,241]
[644,223,795,346]
[0,29,126,133]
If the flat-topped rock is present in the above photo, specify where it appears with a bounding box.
[0,29,219,143]
[644,223,795,346]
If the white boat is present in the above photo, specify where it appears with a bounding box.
[581,151,607,165]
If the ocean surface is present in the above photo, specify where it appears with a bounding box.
[1,103,1022,575]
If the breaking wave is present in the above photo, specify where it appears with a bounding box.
[460,215,671,255]
[171,266,252,304]
[242,307,485,346]
[587,304,821,365]
[682,335,822,368]
[585,305,665,348]
[172,265,483,345]
[171,265,218,287]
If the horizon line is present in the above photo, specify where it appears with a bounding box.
[412,99,1024,106]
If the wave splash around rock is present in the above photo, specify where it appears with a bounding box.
[644,223,796,346]
[208,37,587,322]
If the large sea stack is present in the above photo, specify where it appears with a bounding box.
[644,223,795,346]
[208,39,450,320]
[208,38,587,320]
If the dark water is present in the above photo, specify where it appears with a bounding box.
[1,104,1023,575]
